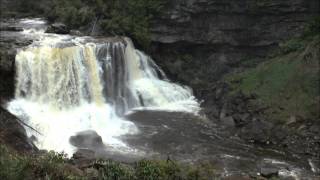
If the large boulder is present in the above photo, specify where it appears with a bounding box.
[260,166,279,178]
[240,119,273,144]
[46,23,70,34]
[0,106,37,153]
[69,130,104,149]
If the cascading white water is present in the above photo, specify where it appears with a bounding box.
[7,19,200,155]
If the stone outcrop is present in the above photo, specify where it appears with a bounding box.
[152,0,319,45]
[150,0,319,93]
[149,0,319,124]
[0,19,34,102]
[46,23,70,34]
[0,106,36,153]
[148,0,320,159]
[70,130,104,149]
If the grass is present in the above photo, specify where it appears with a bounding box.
[226,33,320,123]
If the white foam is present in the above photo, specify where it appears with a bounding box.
[20,18,47,25]
[7,99,138,155]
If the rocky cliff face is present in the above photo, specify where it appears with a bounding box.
[0,19,34,102]
[148,0,319,157]
[149,0,319,120]
[150,0,319,88]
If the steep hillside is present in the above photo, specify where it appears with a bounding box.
[226,35,319,124]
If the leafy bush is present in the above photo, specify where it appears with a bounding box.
[135,159,182,179]
[1,144,219,179]
[0,145,73,180]
[93,159,135,179]
[47,0,168,49]
[47,0,95,27]
[6,0,167,48]
[0,145,29,180]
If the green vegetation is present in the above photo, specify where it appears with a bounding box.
[0,144,218,180]
[226,20,320,123]
[0,145,72,179]
[45,0,168,49]
[5,0,168,49]
[303,16,320,37]
[278,38,304,54]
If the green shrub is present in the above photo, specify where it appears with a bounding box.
[49,0,95,27]
[0,145,30,180]
[47,0,168,49]
[0,145,74,180]
[0,144,219,179]
[93,159,135,180]
[135,160,164,179]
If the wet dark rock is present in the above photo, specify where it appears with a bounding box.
[223,176,252,180]
[0,21,34,101]
[219,104,228,119]
[69,130,104,149]
[220,116,235,127]
[73,149,96,159]
[46,23,70,34]
[0,26,23,31]
[260,166,279,178]
[70,30,83,36]
[72,149,96,168]
[310,124,320,133]
[240,120,273,144]
[270,127,287,143]
[0,106,37,153]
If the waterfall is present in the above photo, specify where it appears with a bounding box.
[7,21,200,154]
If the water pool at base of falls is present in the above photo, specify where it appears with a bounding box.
[7,19,200,155]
